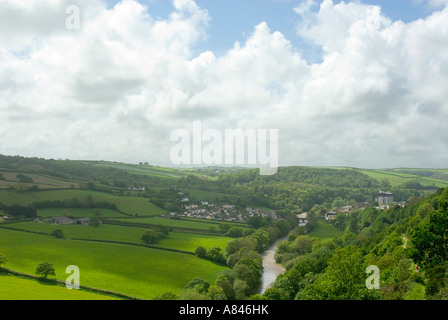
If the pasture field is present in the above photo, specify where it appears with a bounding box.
[91,162,189,179]
[3,221,233,253]
[0,227,229,300]
[0,189,166,216]
[113,217,225,231]
[37,208,126,218]
[355,169,448,188]
[180,188,234,202]
[0,171,79,189]
[307,220,344,240]
[0,272,120,300]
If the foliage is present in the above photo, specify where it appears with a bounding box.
[408,199,448,270]
[141,225,169,245]
[51,229,65,239]
[35,262,56,279]
[3,204,37,218]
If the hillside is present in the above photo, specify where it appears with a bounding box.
[262,187,448,300]
[0,154,447,301]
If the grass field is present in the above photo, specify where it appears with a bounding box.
[0,189,166,216]
[91,162,189,180]
[3,221,233,253]
[37,208,126,218]
[307,220,344,240]
[0,227,229,300]
[355,169,448,188]
[180,188,234,202]
[0,171,80,189]
[0,272,121,300]
[113,217,225,231]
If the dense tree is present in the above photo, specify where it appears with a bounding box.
[51,229,65,239]
[299,246,371,300]
[184,277,210,295]
[35,262,56,279]
[141,229,159,245]
[194,246,207,258]
[408,200,448,270]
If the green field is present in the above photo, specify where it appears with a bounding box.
[180,188,234,202]
[3,221,233,253]
[38,208,126,218]
[0,189,166,216]
[356,169,448,188]
[114,217,225,231]
[307,220,344,240]
[91,162,190,180]
[0,227,229,300]
[0,272,121,300]
[0,171,80,190]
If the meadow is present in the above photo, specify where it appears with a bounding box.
[0,227,229,300]
[355,169,448,188]
[0,171,80,189]
[0,272,120,300]
[0,189,166,216]
[307,220,344,240]
[4,221,233,253]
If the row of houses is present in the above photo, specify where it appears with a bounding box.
[161,203,282,224]
[37,217,92,226]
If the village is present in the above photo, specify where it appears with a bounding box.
[297,189,407,226]
[160,197,282,224]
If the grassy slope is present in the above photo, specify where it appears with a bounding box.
[91,162,189,179]
[355,169,448,188]
[4,221,233,253]
[307,220,344,240]
[0,272,120,300]
[0,189,166,216]
[0,171,80,189]
[0,227,228,300]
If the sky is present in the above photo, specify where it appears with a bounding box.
[0,0,448,170]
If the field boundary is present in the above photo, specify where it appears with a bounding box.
[0,224,197,255]
[103,219,228,237]
[0,267,141,300]
[70,238,196,256]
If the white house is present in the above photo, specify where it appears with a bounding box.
[297,213,309,227]
[325,211,337,221]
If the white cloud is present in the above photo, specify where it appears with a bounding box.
[0,0,447,168]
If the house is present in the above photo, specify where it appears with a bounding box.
[356,202,371,209]
[325,211,337,221]
[297,213,309,227]
[50,216,73,225]
[339,205,353,213]
[75,218,91,225]
[377,190,393,205]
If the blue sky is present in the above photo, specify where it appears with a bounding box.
[104,0,439,58]
[1,0,447,168]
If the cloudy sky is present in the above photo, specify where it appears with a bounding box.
[1,0,447,169]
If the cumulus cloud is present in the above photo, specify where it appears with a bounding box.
[0,0,447,168]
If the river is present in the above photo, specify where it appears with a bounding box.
[258,237,286,294]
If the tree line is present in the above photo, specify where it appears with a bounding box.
[255,187,448,300]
